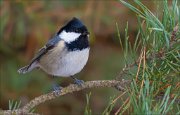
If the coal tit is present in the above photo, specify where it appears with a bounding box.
[18,17,90,86]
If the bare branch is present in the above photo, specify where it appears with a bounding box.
[1,80,130,115]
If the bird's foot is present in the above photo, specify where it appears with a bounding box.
[52,83,62,96]
[71,76,84,86]
[74,79,84,86]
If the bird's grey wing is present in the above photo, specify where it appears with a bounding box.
[29,34,62,66]
[18,34,62,74]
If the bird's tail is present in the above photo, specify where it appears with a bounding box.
[18,62,38,74]
[18,65,31,74]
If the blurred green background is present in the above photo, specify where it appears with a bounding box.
[0,0,155,114]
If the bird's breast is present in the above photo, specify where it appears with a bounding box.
[39,47,90,77]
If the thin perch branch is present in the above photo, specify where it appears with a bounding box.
[1,80,130,115]
[22,80,128,112]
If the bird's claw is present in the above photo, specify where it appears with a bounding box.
[74,79,84,86]
[53,84,62,96]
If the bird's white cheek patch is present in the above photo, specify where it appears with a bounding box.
[59,30,81,43]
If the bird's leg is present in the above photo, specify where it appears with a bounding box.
[52,75,62,96]
[71,76,84,86]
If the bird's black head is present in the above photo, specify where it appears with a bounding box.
[58,17,89,35]
[57,17,90,51]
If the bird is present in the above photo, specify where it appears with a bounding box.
[18,17,90,93]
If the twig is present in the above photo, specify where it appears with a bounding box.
[115,97,130,115]
[112,91,127,104]
[135,49,144,81]
[1,80,130,114]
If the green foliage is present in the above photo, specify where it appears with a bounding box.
[8,100,21,110]
[123,79,177,114]
[84,92,92,115]
[8,100,35,113]
[102,96,116,115]
[115,0,180,114]
[84,94,118,115]
[118,0,180,85]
